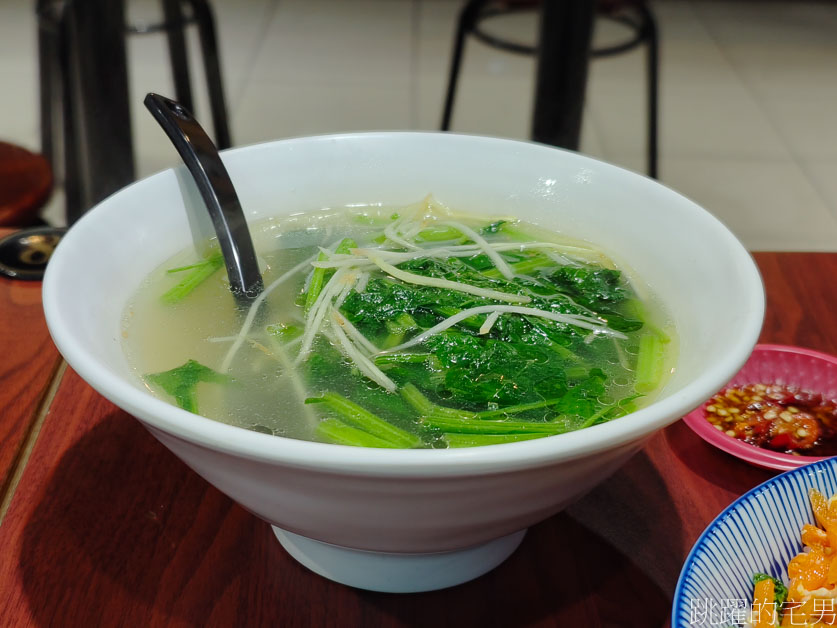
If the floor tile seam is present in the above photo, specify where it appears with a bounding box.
[409,0,422,129]
[228,0,284,118]
[688,0,837,225]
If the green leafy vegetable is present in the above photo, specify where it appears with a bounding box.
[266,322,303,343]
[547,267,628,308]
[189,206,672,449]
[423,331,569,406]
[145,359,230,413]
[333,249,653,426]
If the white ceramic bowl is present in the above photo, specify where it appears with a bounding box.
[43,132,764,592]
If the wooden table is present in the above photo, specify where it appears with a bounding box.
[0,252,831,627]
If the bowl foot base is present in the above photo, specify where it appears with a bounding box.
[272,526,527,593]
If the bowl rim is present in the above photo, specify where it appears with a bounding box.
[682,343,837,471]
[671,456,834,627]
[42,131,766,477]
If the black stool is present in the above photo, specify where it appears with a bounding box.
[440,0,659,179]
[37,0,232,223]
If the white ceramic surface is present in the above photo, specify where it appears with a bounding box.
[42,132,764,591]
[272,527,527,593]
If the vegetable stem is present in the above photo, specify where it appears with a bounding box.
[305,392,422,448]
[400,384,476,420]
[575,404,616,430]
[316,418,402,448]
[374,353,436,366]
[161,252,224,304]
[423,416,567,434]
[576,395,642,429]
[624,298,670,342]
[477,398,562,419]
[382,312,419,349]
[335,238,357,256]
[304,238,358,313]
[304,252,329,313]
[482,254,553,279]
[431,306,482,330]
[634,334,666,393]
[444,432,548,448]
[416,225,462,241]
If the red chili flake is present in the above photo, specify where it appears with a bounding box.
[704,384,837,456]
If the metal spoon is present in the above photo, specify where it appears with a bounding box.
[144,93,263,303]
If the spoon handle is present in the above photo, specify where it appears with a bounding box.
[144,93,263,301]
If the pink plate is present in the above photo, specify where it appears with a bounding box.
[682,344,837,471]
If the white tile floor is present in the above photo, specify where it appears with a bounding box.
[2,0,837,250]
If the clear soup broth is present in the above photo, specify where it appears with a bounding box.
[122,198,677,449]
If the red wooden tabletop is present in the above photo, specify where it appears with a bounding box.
[0,228,62,514]
[0,252,832,627]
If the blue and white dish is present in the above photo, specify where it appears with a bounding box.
[673,458,837,627]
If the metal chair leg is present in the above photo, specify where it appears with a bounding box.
[65,0,135,221]
[36,0,83,220]
[531,0,595,150]
[441,0,486,131]
[162,0,195,113]
[37,0,59,170]
[640,4,659,180]
[36,0,232,224]
[441,0,660,178]
[187,0,232,149]
[57,6,83,222]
